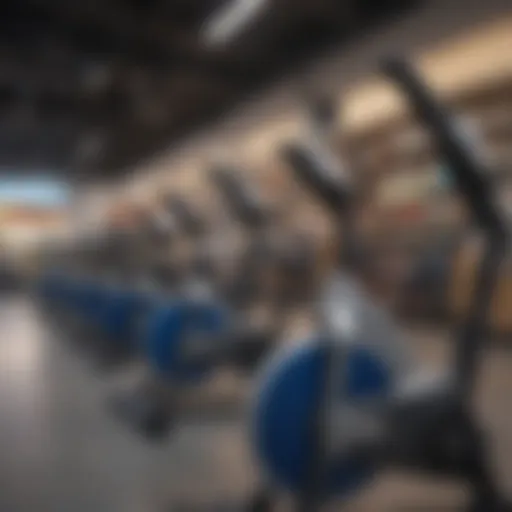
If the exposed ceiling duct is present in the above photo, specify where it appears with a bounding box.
[0,0,415,181]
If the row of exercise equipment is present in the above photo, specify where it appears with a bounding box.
[37,163,318,438]
[247,58,510,511]
[36,57,510,511]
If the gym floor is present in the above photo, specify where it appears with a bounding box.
[0,293,511,512]
[0,293,255,512]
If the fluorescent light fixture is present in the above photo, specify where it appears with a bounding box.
[202,0,269,47]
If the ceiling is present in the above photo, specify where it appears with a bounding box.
[0,0,415,181]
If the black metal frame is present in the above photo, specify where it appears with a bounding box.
[262,59,510,512]
[209,165,272,229]
[383,59,508,398]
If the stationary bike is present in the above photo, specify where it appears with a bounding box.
[109,168,276,437]
[249,59,510,511]
[79,195,213,369]
[112,166,316,439]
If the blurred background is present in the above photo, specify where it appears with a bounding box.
[1,0,512,510]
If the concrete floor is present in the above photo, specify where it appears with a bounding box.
[0,293,511,511]
[0,294,254,512]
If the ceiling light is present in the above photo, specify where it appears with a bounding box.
[202,0,270,47]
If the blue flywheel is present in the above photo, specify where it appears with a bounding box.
[251,338,391,497]
[97,289,151,346]
[144,298,229,382]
